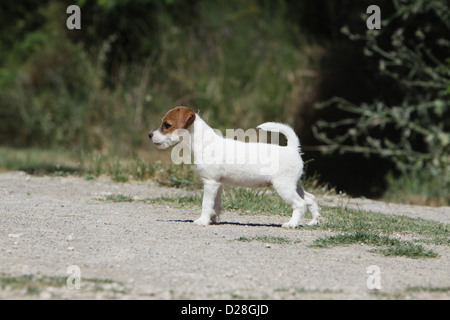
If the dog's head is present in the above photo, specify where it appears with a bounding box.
[148,106,196,149]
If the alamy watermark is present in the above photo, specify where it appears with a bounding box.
[366,5,381,30]
[67,265,81,290]
[366,265,381,290]
[66,5,81,30]
[65,4,381,32]
[169,127,281,175]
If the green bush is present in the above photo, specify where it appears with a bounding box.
[0,2,102,149]
[314,0,450,200]
[0,0,311,154]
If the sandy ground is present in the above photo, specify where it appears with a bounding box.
[0,171,448,299]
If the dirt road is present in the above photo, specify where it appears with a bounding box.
[0,171,448,299]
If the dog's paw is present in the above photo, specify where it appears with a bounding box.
[193,217,211,226]
[211,215,220,224]
[307,216,322,226]
[282,222,302,229]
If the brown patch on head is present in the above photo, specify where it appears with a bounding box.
[160,106,196,134]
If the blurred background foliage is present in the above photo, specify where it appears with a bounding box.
[0,0,448,204]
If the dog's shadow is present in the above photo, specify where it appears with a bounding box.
[167,219,285,228]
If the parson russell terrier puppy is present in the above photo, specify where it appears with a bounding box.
[148,106,320,228]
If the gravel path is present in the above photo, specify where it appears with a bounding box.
[0,171,448,299]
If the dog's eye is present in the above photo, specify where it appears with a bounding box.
[163,122,172,129]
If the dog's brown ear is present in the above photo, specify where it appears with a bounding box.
[182,112,195,129]
[176,106,196,129]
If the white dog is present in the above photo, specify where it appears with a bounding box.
[149,106,320,228]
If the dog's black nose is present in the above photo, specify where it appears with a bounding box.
[148,132,153,139]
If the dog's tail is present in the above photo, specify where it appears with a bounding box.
[256,122,301,150]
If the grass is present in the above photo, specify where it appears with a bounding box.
[384,171,449,206]
[135,188,448,259]
[275,287,342,295]
[80,152,160,183]
[0,274,67,296]
[0,273,122,297]
[406,286,450,293]
[144,194,203,207]
[142,189,448,243]
[312,231,399,248]
[105,194,135,202]
[0,146,202,187]
[144,187,293,215]
[0,147,80,176]
[317,206,449,246]
[130,189,449,245]
[374,242,437,258]
[311,231,438,258]
[236,235,297,244]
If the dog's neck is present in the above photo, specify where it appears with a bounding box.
[187,115,218,158]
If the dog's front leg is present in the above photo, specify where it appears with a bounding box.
[211,185,223,224]
[194,180,221,226]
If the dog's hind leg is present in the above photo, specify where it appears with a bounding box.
[273,180,307,228]
[297,185,321,225]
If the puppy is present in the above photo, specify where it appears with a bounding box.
[149,106,320,228]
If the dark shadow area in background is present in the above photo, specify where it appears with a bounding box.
[290,0,400,198]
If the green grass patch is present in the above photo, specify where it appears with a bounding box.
[155,164,202,189]
[0,273,124,297]
[311,231,397,248]
[236,235,296,244]
[0,147,80,176]
[18,163,81,176]
[140,188,448,259]
[143,190,448,245]
[80,153,160,183]
[0,274,67,296]
[223,188,291,215]
[316,206,449,246]
[144,187,292,215]
[373,242,438,258]
[0,147,203,186]
[406,286,450,293]
[311,231,438,258]
[105,194,134,203]
[143,194,203,207]
[384,171,449,206]
[275,287,342,295]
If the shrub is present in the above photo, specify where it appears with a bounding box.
[314,0,450,198]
